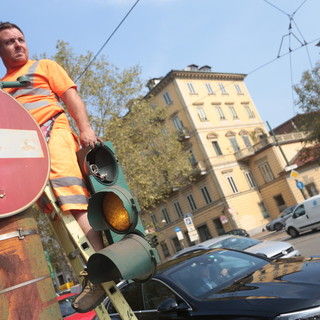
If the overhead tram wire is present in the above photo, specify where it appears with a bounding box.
[75,0,141,83]
[190,36,320,107]
[261,0,313,115]
[185,1,316,108]
[247,37,320,77]
[262,0,308,18]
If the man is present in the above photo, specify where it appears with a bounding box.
[0,22,105,312]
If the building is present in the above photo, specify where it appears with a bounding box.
[144,64,317,261]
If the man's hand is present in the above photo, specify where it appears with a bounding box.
[79,127,102,148]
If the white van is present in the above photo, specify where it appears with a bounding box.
[285,195,320,238]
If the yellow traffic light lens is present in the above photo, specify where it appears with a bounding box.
[102,193,131,232]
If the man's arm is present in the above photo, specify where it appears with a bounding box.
[61,87,99,148]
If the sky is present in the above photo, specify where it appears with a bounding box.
[1,0,320,128]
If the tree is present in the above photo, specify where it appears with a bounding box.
[51,41,144,136]
[294,61,320,144]
[105,98,193,211]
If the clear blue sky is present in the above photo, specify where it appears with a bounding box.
[1,0,320,128]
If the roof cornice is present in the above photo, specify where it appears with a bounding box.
[147,70,247,96]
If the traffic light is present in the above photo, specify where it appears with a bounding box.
[77,142,158,284]
[147,235,159,248]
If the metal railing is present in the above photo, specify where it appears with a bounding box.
[234,132,308,161]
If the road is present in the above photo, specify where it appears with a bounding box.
[256,229,320,257]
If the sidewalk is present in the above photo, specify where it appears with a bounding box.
[253,229,287,241]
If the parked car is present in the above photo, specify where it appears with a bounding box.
[286,194,320,238]
[172,235,300,260]
[57,292,96,319]
[224,228,249,237]
[266,205,296,231]
[98,248,320,319]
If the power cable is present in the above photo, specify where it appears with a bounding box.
[261,0,314,116]
[75,0,141,83]
[262,0,289,17]
[247,37,320,76]
[190,36,320,107]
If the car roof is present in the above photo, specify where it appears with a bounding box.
[169,245,207,260]
[170,235,254,260]
[200,235,235,246]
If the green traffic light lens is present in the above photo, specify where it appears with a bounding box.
[102,192,131,232]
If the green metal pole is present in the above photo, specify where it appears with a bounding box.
[0,76,31,89]
[266,121,290,166]
[266,121,307,200]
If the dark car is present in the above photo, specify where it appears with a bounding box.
[224,228,249,237]
[100,248,320,320]
[266,205,296,231]
[171,235,300,260]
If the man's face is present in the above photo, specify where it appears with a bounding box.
[0,28,29,70]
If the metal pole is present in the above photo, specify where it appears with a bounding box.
[266,121,307,200]
[0,207,62,319]
[266,121,290,166]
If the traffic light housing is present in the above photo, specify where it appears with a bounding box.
[77,142,158,284]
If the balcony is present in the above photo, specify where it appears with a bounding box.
[192,161,208,177]
[234,132,308,161]
[177,128,191,141]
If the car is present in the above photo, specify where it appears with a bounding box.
[169,246,207,259]
[57,292,96,319]
[172,235,300,260]
[285,195,320,238]
[98,248,320,320]
[266,205,296,231]
[224,228,249,237]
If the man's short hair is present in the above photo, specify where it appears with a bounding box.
[0,22,24,35]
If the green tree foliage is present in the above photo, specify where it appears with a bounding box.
[46,40,192,210]
[52,41,143,136]
[294,61,320,144]
[105,98,193,210]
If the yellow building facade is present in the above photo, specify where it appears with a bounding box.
[144,65,318,261]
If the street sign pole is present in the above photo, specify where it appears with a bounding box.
[0,90,61,319]
[183,214,199,243]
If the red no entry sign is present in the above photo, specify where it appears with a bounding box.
[0,90,50,218]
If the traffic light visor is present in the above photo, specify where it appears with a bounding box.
[87,234,157,284]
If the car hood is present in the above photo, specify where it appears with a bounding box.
[245,240,292,258]
[200,257,320,317]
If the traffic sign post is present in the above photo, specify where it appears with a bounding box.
[296,180,305,190]
[0,90,61,319]
[183,215,199,242]
[174,227,184,241]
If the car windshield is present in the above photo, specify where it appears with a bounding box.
[166,249,268,298]
[280,206,295,216]
[208,237,260,250]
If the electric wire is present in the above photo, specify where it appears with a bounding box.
[75,0,141,83]
[193,0,317,106]
[289,48,296,115]
[259,0,314,117]
[192,36,320,108]
[262,0,289,17]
